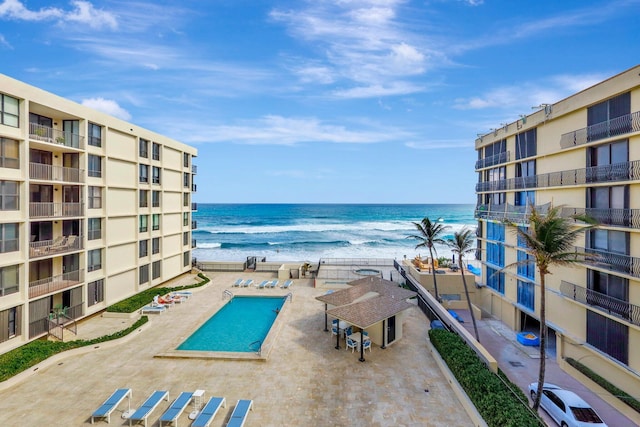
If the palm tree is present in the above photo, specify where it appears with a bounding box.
[408,217,450,301]
[447,228,480,342]
[508,205,595,412]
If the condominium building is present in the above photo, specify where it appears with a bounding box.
[474,65,640,409]
[0,75,197,354]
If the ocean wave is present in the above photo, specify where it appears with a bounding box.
[197,242,222,249]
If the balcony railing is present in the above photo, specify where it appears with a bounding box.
[560,280,640,327]
[192,239,197,248]
[562,207,640,228]
[475,151,510,170]
[576,246,640,277]
[29,202,83,218]
[191,220,197,230]
[191,202,197,211]
[476,159,640,192]
[475,203,550,223]
[559,111,640,149]
[30,235,83,258]
[192,183,197,192]
[29,268,84,298]
[29,123,84,149]
[191,164,198,174]
[29,162,84,183]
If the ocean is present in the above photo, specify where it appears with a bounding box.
[192,204,477,263]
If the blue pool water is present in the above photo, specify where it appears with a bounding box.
[177,296,285,352]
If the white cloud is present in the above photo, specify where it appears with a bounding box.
[405,139,474,150]
[0,0,117,30]
[81,97,131,120]
[333,81,425,98]
[0,33,12,49]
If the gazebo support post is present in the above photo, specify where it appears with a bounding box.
[359,330,365,362]
[324,304,328,332]
[381,319,387,349]
[335,324,340,350]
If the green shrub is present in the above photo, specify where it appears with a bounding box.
[429,329,542,427]
[566,357,640,413]
[0,316,148,382]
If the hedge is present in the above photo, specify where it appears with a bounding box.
[429,328,542,427]
[0,316,148,382]
[566,357,640,413]
[107,272,210,313]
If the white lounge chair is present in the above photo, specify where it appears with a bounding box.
[128,390,169,427]
[281,280,293,289]
[191,396,226,427]
[226,399,253,427]
[268,280,278,288]
[232,279,243,287]
[256,280,269,289]
[159,391,193,427]
[91,388,131,424]
[242,279,253,287]
[141,305,166,315]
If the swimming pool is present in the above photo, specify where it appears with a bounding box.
[177,296,285,353]
[354,268,381,276]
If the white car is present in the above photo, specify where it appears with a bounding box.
[528,383,607,427]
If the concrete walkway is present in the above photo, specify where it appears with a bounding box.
[0,272,473,426]
[454,309,637,427]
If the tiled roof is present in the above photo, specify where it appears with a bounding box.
[326,296,415,329]
[316,276,416,306]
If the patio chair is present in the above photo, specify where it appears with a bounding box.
[141,305,166,315]
[257,280,269,289]
[268,280,279,288]
[128,390,169,427]
[281,280,293,289]
[346,337,359,353]
[232,279,243,287]
[362,339,372,353]
[91,388,131,424]
[158,392,193,427]
[191,396,226,427]
[226,399,253,427]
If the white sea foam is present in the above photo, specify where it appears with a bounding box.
[197,220,414,235]
[196,242,222,249]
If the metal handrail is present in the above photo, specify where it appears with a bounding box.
[575,246,640,277]
[559,111,640,149]
[223,289,233,300]
[560,280,639,326]
[29,123,85,149]
[29,162,85,183]
[286,292,293,302]
[561,207,640,228]
[475,151,510,170]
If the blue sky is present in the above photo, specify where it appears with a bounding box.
[1,0,639,204]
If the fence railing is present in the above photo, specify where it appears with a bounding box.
[28,269,84,298]
[559,111,640,149]
[576,246,640,277]
[475,151,510,170]
[29,202,83,218]
[561,207,640,228]
[29,123,84,149]
[560,280,640,327]
[29,162,84,183]
[29,235,83,258]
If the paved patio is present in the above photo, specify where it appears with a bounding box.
[0,272,473,426]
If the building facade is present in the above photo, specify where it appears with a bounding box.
[0,74,197,354]
[474,66,640,403]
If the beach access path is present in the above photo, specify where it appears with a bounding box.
[0,271,473,427]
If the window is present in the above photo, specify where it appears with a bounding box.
[587,311,628,364]
[88,123,102,147]
[152,166,161,184]
[152,214,160,231]
[88,249,102,272]
[486,222,505,242]
[183,192,189,207]
[183,172,190,188]
[486,266,504,294]
[183,231,189,246]
[515,128,536,159]
[139,139,149,158]
[88,155,102,177]
[88,218,102,240]
[139,239,148,257]
[183,251,190,267]
[139,164,149,183]
[517,251,535,280]
[486,242,504,267]
[0,93,19,127]
[588,269,629,319]
[139,264,149,284]
[0,223,19,253]
[152,143,160,160]
[515,191,535,207]
[183,152,189,167]
[0,265,19,296]
[88,186,102,209]
[517,280,534,310]
[588,92,631,140]
[152,191,160,207]
[589,229,627,254]
[588,140,629,182]
[0,138,19,169]
[139,215,148,232]
[87,279,104,306]
[139,190,148,208]
[0,181,19,210]
[152,260,161,279]
[183,212,189,226]
[152,237,160,254]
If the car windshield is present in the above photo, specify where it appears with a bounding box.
[570,406,603,423]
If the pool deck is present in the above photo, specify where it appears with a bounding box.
[0,271,473,426]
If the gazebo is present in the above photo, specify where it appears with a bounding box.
[316,276,417,362]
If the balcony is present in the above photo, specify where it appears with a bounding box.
[29,268,84,298]
[560,280,640,327]
[576,246,640,277]
[476,159,640,192]
[191,202,197,211]
[29,202,83,218]
[30,235,83,258]
[475,151,510,170]
[191,164,197,174]
[192,239,197,248]
[559,111,640,149]
[29,162,85,183]
[29,123,84,150]
[475,203,550,223]
[191,220,197,230]
[562,207,640,228]
[192,183,197,192]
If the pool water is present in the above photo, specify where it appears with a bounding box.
[177,296,285,352]
[355,268,381,276]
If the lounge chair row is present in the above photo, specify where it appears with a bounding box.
[140,292,193,315]
[91,388,253,427]
[232,278,293,289]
